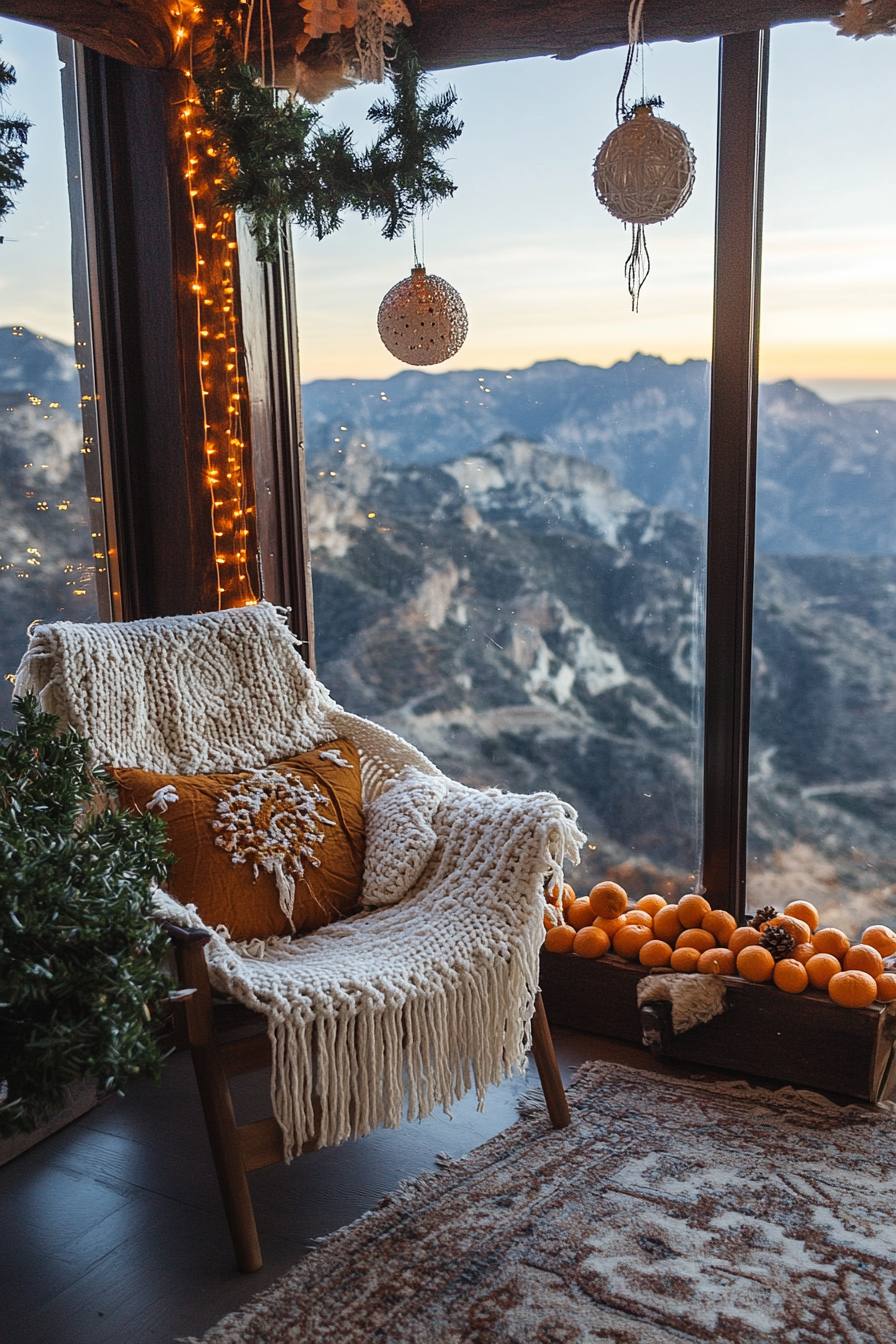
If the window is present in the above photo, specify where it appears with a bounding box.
[295,39,719,898]
[0,22,103,724]
[748,22,896,935]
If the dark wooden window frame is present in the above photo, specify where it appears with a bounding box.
[235,216,315,663]
[702,30,769,919]
[58,39,313,650]
[59,39,220,622]
[62,29,771,922]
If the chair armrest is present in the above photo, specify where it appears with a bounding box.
[160,918,212,947]
[160,919,216,1048]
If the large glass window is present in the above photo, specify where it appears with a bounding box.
[748,23,896,935]
[0,23,100,724]
[295,40,719,898]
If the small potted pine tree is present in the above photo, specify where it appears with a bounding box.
[0,695,173,1145]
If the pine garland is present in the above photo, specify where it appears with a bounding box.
[0,696,173,1138]
[0,36,30,225]
[198,27,462,263]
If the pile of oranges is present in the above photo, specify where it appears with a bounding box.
[543,881,896,1009]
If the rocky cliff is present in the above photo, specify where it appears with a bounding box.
[309,436,896,927]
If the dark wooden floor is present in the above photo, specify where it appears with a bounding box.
[0,1026,818,1344]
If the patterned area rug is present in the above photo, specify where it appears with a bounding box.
[189,1061,896,1343]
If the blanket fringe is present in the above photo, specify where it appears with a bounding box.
[154,789,584,1160]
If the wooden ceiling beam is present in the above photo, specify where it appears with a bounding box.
[408,0,836,69]
[1,0,838,72]
[0,0,181,67]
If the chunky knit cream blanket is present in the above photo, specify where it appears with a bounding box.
[15,603,584,1159]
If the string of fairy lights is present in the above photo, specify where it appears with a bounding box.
[180,9,258,609]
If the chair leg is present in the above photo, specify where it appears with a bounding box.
[168,925,263,1273]
[530,992,571,1128]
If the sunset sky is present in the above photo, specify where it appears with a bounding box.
[0,18,893,395]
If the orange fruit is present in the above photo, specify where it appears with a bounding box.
[875,973,896,1002]
[624,909,654,929]
[728,926,762,956]
[573,926,611,959]
[639,939,673,967]
[812,928,850,961]
[546,881,561,905]
[678,894,712,928]
[736,946,775,983]
[613,924,654,960]
[805,953,842,990]
[702,909,737,947]
[669,947,700,973]
[543,905,564,931]
[561,884,577,913]
[544,924,576,953]
[698,948,736,976]
[589,881,628,919]
[593,915,626,940]
[653,905,684,945]
[828,970,877,1009]
[773,958,809,993]
[676,928,716,953]
[784,900,819,933]
[793,942,816,966]
[568,898,597,931]
[861,925,896,958]
[636,894,667,916]
[844,944,885,979]
[765,915,811,947]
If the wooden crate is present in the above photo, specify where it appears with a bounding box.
[539,949,896,1102]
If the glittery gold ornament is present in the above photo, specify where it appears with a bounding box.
[377,265,468,366]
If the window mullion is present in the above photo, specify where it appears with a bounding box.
[701,29,769,917]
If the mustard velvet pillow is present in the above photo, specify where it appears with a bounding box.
[110,739,364,942]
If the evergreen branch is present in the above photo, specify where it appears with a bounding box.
[0,696,173,1138]
[0,37,30,224]
[197,26,461,262]
[364,29,462,239]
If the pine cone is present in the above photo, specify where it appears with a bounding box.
[750,905,778,930]
[760,925,795,961]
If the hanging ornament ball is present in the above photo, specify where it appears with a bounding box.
[593,104,696,226]
[377,265,468,367]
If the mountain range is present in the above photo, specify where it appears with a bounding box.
[302,357,896,554]
[0,327,83,419]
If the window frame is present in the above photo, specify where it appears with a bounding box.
[702,31,769,918]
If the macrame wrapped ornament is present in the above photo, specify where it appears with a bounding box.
[377,265,468,366]
[594,103,695,226]
[593,102,695,309]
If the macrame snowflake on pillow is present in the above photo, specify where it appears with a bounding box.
[212,771,335,932]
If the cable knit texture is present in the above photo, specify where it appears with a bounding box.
[15,604,584,1159]
[14,604,338,774]
[361,767,451,908]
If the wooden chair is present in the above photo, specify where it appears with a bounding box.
[15,603,573,1274]
[164,920,570,1273]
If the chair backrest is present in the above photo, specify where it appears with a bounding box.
[13,603,337,774]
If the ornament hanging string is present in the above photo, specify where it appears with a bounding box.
[411,206,425,268]
[616,0,646,123]
[618,0,649,311]
[625,224,649,311]
[593,0,696,315]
